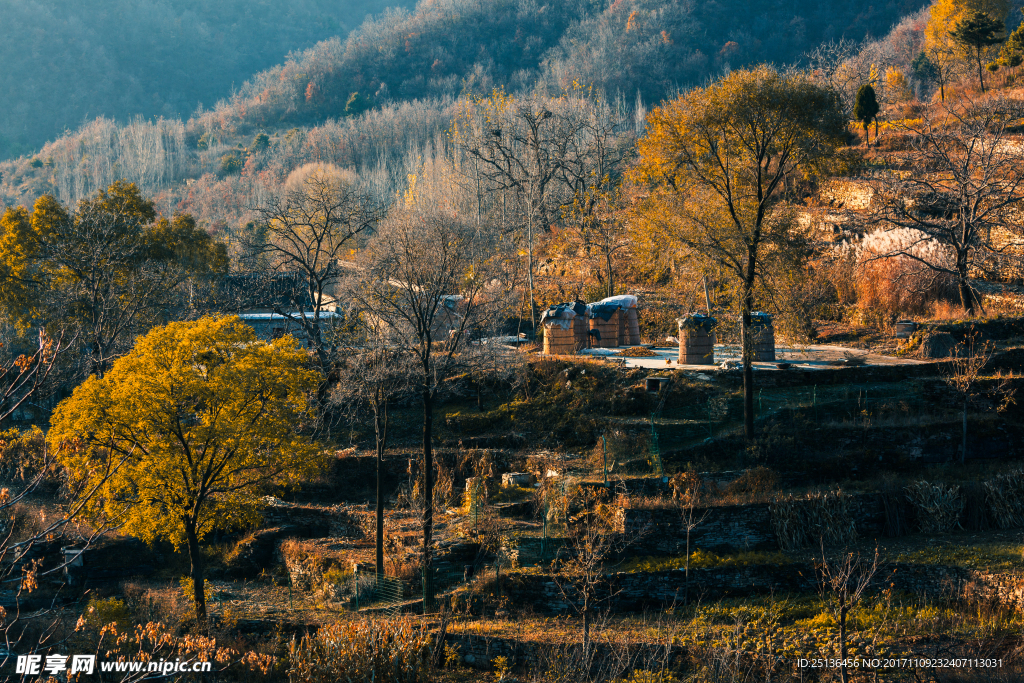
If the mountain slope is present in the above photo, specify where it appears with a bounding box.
[0,0,412,159]
[197,0,931,136]
[0,0,935,215]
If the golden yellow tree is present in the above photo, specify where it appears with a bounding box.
[926,0,1010,90]
[630,66,846,438]
[0,182,227,377]
[927,0,1010,45]
[48,316,323,625]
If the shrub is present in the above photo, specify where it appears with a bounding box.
[317,566,376,603]
[618,550,794,573]
[723,467,778,502]
[179,576,213,613]
[219,152,244,175]
[624,670,680,683]
[841,228,957,318]
[770,490,856,550]
[0,426,50,484]
[81,596,131,629]
[904,481,963,533]
[983,469,1024,529]
[287,617,432,683]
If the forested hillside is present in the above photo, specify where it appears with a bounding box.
[8,0,1024,675]
[196,0,934,134]
[0,0,412,159]
[0,0,936,213]
[1,0,931,164]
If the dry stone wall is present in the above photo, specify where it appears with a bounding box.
[614,493,887,556]
[504,563,1024,616]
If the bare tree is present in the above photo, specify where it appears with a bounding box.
[870,96,1024,314]
[0,333,125,675]
[251,164,382,374]
[804,38,863,114]
[0,329,71,422]
[452,92,580,330]
[550,485,624,665]
[332,324,414,576]
[553,92,636,298]
[349,205,518,609]
[816,547,881,683]
[671,471,710,605]
[942,331,1014,464]
[925,42,967,103]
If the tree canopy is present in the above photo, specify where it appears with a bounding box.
[0,181,227,377]
[251,163,380,380]
[926,0,1010,49]
[631,65,846,438]
[999,14,1024,66]
[854,84,880,143]
[950,10,1006,91]
[48,315,322,623]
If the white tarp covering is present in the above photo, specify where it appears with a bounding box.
[594,295,637,309]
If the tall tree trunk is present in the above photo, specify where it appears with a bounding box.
[527,199,537,333]
[605,250,614,298]
[93,339,106,379]
[839,605,849,683]
[582,601,591,662]
[422,389,434,611]
[741,275,755,440]
[958,259,974,315]
[684,512,691,605]
[962,396,968,465]
[374,400,388,576]
[960,279,975,315]
[184,520,207,629]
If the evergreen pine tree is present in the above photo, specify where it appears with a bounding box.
[950,11,1005,91]
[853,84,880,145]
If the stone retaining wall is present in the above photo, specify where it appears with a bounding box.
[707,364,941,389]
[616,503,777,554]
[503,563,1024,616]
[614,493,888,556]
[263,502,364,538]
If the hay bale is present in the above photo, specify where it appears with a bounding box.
[543,319,583,355]
[626,307,641,345]
[678,314,717,365]
[589,310,621,348]
[573,315,589,349]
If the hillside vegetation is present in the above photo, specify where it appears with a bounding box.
[5,0,1024,681]
[0,0,928,166]
[0,0,413,160]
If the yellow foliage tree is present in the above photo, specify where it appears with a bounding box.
[885,67,913,103]
[924,0,1009,100]
[0,182,227,376]
[630,66,846,438]
[926,0,1010,48]
[48,316,323,624]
